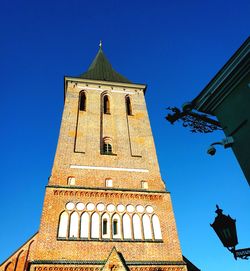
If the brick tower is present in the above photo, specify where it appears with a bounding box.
[1,45,188,271]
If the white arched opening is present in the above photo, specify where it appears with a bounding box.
[142,214,153,240]
[123,213,132,239]
[152,214,162,240]
[133,214,142,240]
[58,211,69,238]
[80,212,90,239]
[91,212,100,239]
[69,211,79,238]
[112,214,121,239]
[102,213,111,239]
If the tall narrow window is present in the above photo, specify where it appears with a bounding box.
[126,96,132,115]
[133,214,142,240]
[91,212,100,239]
[79,91,86,111]
[112,214,121,238]
[103,219,108,234]
[113,220,118,235]
[69,211,79,238]
[58,211,69,238]
[103,95,110,114]
[123,214,132,239]
[142,214,153,239]
[102,213,110,238]
[152,214,162,240]
[80,212,89,239]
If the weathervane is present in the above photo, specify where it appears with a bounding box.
[99,40,102,48]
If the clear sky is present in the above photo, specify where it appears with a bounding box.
[0,1,249,270]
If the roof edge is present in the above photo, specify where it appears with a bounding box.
[192,36,250,112]
[64,76,147,89]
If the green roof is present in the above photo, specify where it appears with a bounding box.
[80,46,131,83]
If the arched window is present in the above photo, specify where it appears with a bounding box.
[102,213,110,238]
[79,91,86,111]
[69,211,79,238]
[142,214,153,240]
[112,214,121,239]
[103,143,112,154]
[132,214,142,240]
[123,213,132,239]
[103,137,113,155]
[80,212,89,239]
[58,211,69,238]
[152,214,162,240]
[67,176,75,185]
[91,212,100,239]
[105,178,113,187]
[103,95,110,114]
[126,96,132,115]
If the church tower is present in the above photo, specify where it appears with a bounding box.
[1,45,187,271]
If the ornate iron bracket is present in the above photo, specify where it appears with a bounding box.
[166,107,222,133]
[228,247,250,260]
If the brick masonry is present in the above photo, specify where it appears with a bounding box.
[0,77,187,271]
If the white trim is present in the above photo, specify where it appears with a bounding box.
[70,164,148,173]
[111,90,135,94]
[77,85,135,95]
[77,86,102,91]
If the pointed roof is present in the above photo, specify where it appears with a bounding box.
[80,44,131,83]
[102,247,129,271]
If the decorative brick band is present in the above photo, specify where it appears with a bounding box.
[33,267,102,271]
[32,266,185,271]
[53,190,163,200]
[130,267,185,271]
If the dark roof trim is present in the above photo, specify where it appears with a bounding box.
[0,232,38,266]
[183,256,201,271]
[192,36,250,113]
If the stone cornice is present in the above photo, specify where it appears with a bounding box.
[48,186,165,200]
[47,185,168,194]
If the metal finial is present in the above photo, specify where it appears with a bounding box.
[99,40,102,48]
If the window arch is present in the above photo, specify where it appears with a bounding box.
[152,214,162,240]
[58,211,69,238]
[142,214,153,240]
[102,213,110,238]
[123,213,132,239]
[103,95,110,114]
[69,211,79,238]
[79,91,86,111]
[80,212,89,239]
[133,214,142,240]
[126,96,132,115]
[91,212,100,239]
[112,214,121,239]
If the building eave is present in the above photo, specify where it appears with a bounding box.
[64,76,147,99]
[192,36,250,115]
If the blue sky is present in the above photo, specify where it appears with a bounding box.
[0,1,249,270]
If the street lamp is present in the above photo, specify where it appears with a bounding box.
[211,205,250,260]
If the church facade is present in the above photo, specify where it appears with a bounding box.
[1,46,188,271]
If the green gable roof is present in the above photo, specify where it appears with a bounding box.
[80,46,131,83]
